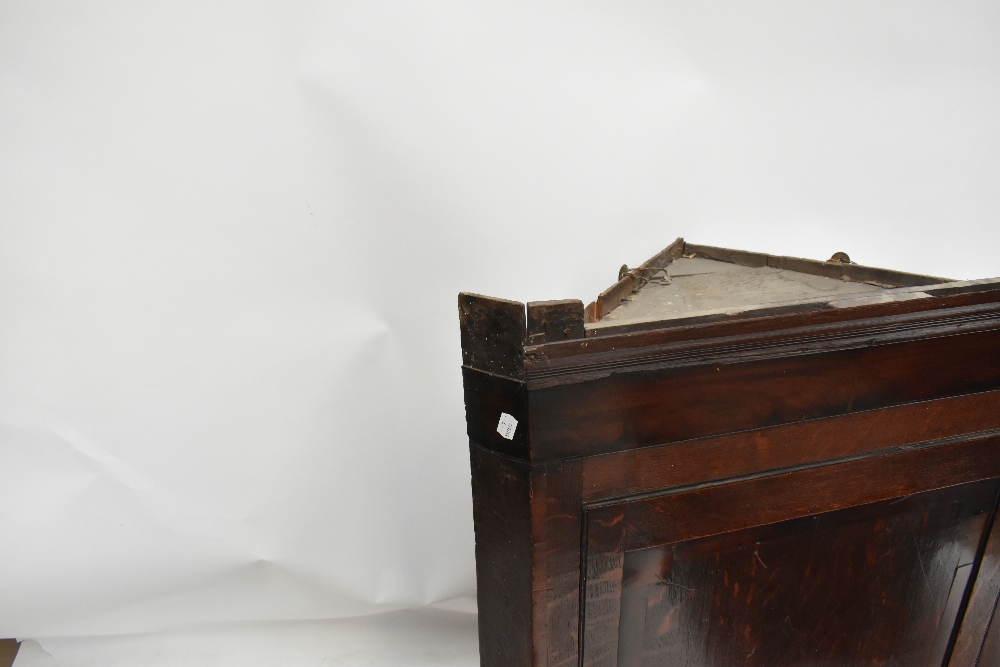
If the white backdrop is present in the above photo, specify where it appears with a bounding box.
[1,0,998,654]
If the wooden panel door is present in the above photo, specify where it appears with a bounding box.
[580,435,1000,667]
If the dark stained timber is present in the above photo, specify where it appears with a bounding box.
[614,481,999,667]
[459,242,1000,667]
[469,443,533,667]
[528,326,1000,461]
[461,366,528,459]
[459,292,526,380]
[621,431,1000,550]
[529,458,585,667]
[581,505,626,667]
[581,389,1000,503]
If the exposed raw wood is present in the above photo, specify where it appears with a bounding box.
[687,243,950,288]
[683,243,768,268]
[459,292,526,380]
[589,241,955,331]
[526,300,585,345]
[529,291,1000,371]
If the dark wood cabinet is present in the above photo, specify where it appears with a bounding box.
[459,239,1000,667]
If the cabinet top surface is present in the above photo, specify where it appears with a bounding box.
[600,256,885,325]
[583,239,959,332]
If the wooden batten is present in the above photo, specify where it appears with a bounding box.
[684,243,950,288]
[593,237,684,321]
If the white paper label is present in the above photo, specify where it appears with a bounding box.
[496,412,518,440]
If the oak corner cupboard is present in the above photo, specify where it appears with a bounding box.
[458,238,1000,667]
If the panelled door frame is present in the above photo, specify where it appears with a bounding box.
[579,432,1000,667]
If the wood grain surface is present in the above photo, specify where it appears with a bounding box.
[460,280,1000,667]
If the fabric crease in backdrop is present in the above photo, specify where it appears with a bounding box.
[1,1,998,665]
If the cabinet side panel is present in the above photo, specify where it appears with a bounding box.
[463,366,529,459]
[470,442,533,667]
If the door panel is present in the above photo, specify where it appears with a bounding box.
[614,480,998,667]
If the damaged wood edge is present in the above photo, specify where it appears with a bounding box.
[685,243,952,289]
[585,279,1000,339]
[527,299,585,345]
[459,292,527,380]
[589,239,966,328]
[904,277,1000,299]
[582,250,1000,339]
[584,290,936,338]
[585,300,833,337]
[594,237,684,322]
[528,310,1000,392]
[459,248,1000,362]
[525,291,1000,380]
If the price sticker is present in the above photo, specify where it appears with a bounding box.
[496,413,518,440]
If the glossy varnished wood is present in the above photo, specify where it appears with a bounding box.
[620,431,1000,550]
[951,513,1000,666]
[581,389,1000,503]
[527,324,1000,461]
[614,481,998,667]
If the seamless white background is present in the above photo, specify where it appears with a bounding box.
[1,1,998,663]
